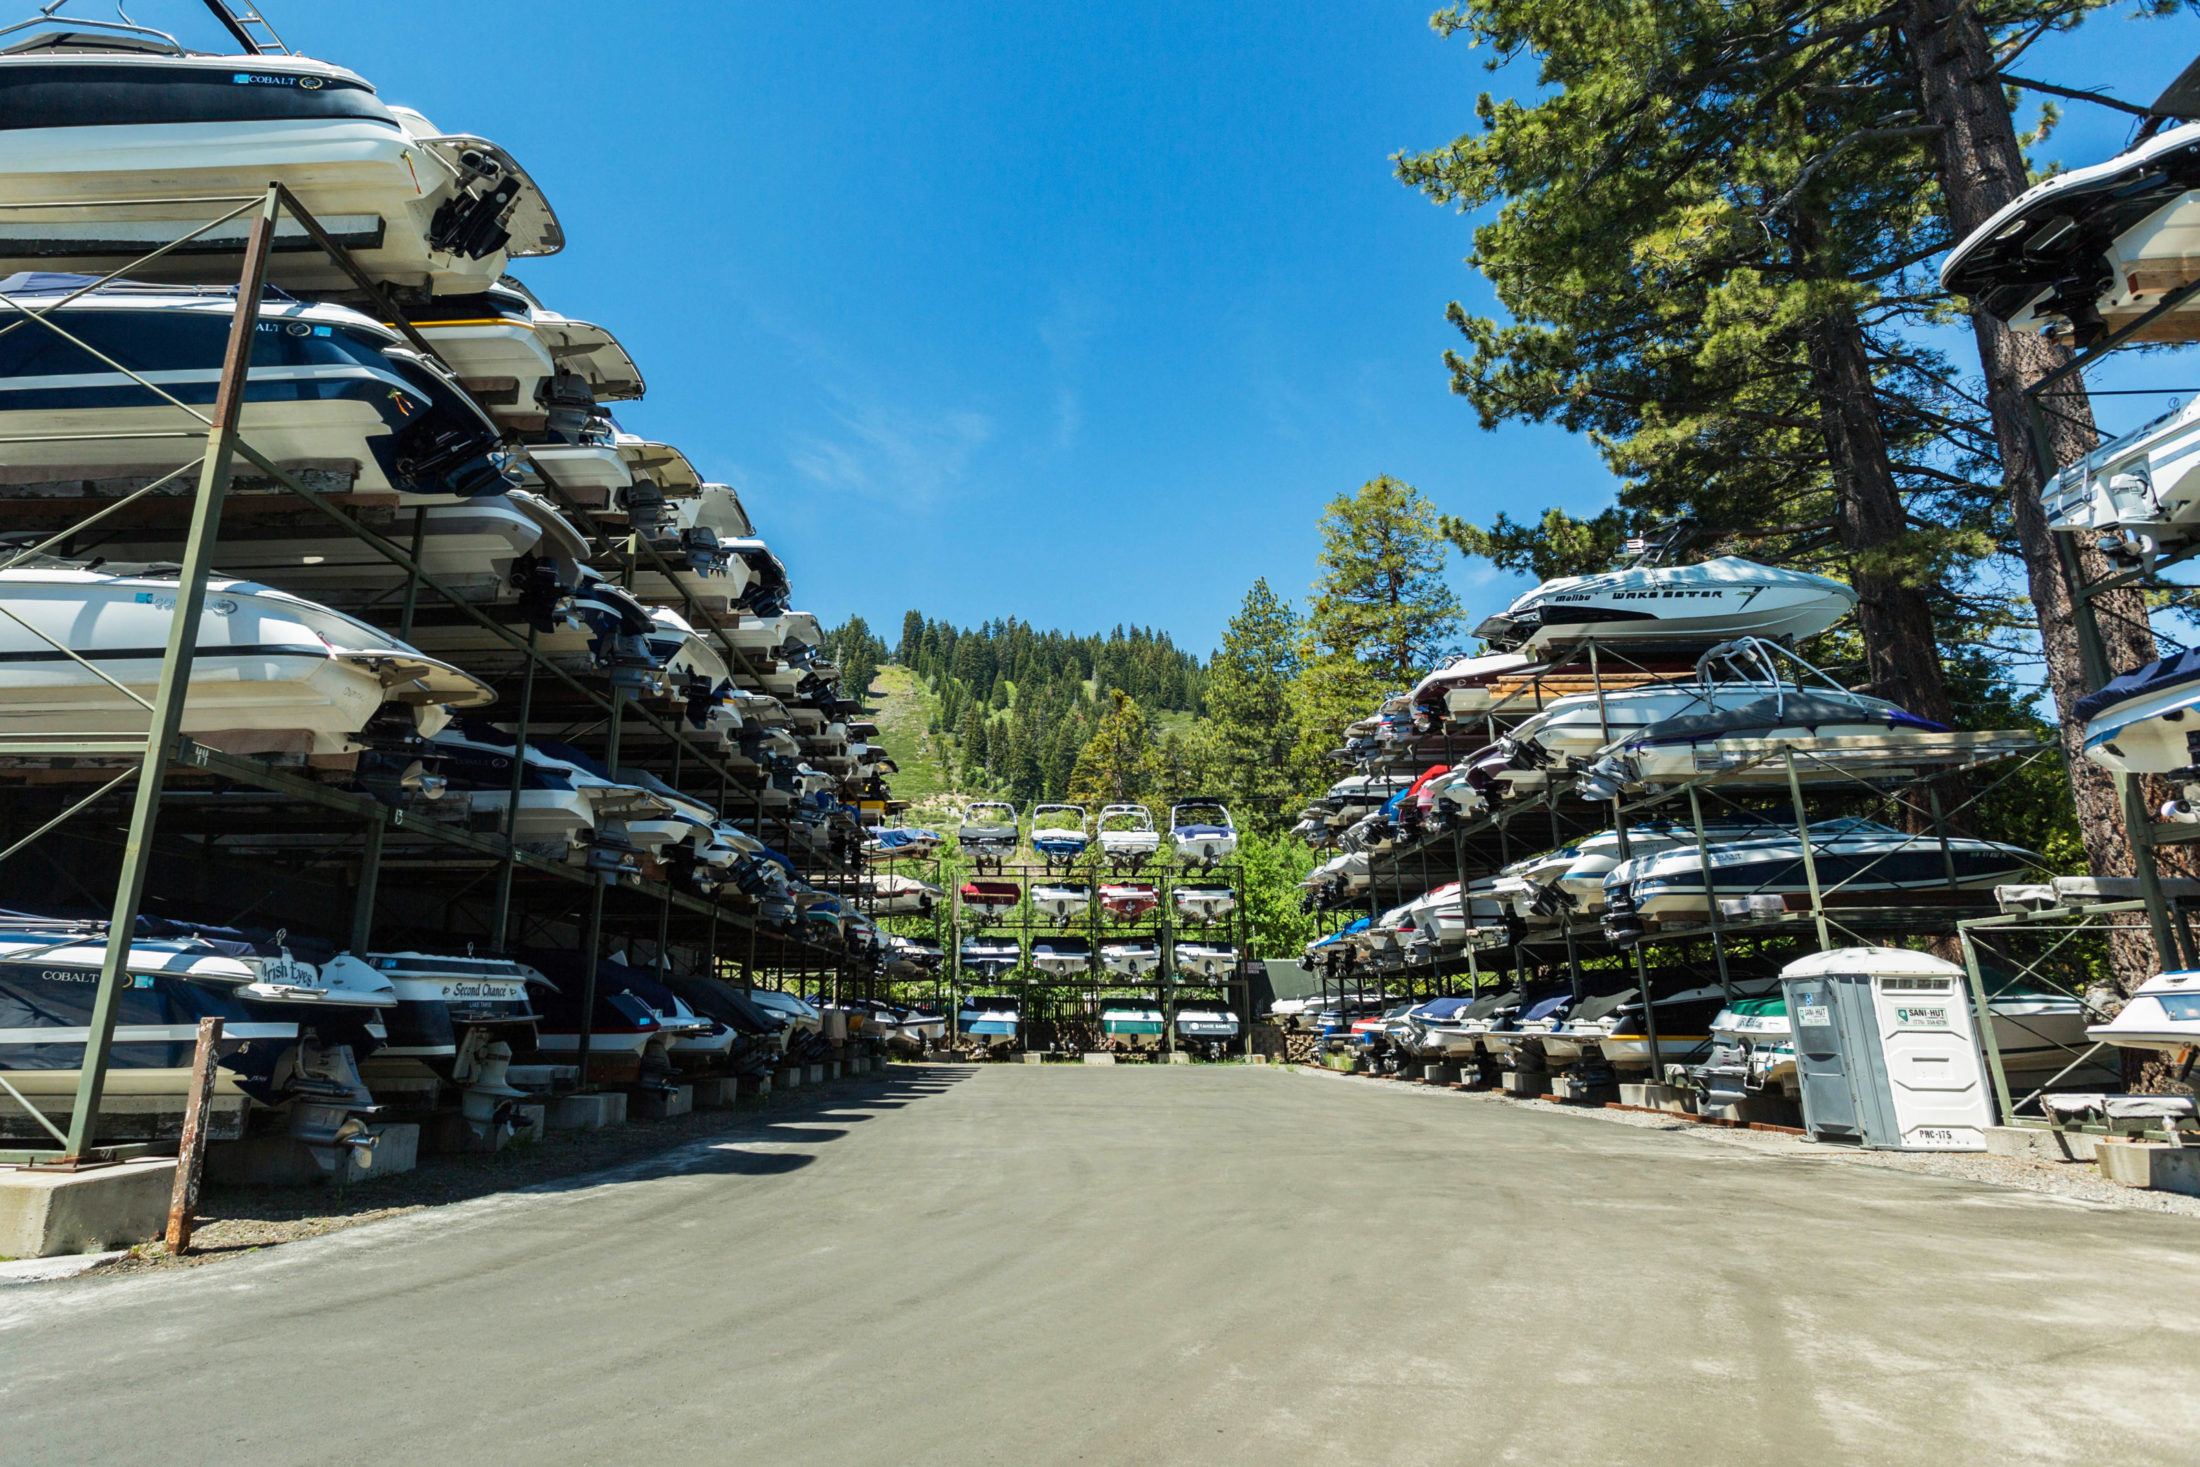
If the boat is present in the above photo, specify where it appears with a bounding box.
[404,277,642,435]
[1173,941,1235,982]
[1402,996,1484,1059]
[1418,987,1527,1058]
[1029,881,1090,926]
[853,872,941,915]
[0,914,391,1160]
[1102,938,1161,978]
[362,948,543,1072]
[1173,1002,1240,1057]
[0,22,561,297]
[0,275,514,499]
[2090,969,2200,1056]
[1410,651,1542,721]
[1552,975,1783,1074]
[958,879,1022,923]
[1170,799,1238,868]
[1097,803,1161,871]
[1574,684,1961,799]
[957,937,1022,981]
[1540,818,1791,917]
[0,564,492,761]
[2075,649,2200,773]
[1030,936,1092,977]
[1601,819,2039,936]
[1480,991,1575,1072]
[1099,1002,1164,1052]
[1171,884,1237,925]
[1939,93,2200,344]
[1688,995,1800,1109]
[957,800,1020,867]
[2038,396,2200,571]
[957,994,1021,1051]
[1099,881,1158,922]
[1029,803,1091,866]
[517,949,666,1086]
[1472,556,1857,657]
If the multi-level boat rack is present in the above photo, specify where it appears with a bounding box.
[1303,637,2054,1081]
[0,186,890,1162]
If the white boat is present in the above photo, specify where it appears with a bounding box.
[1410,651,1541,720]
[0,564,491,760]
[2039,396,2200,571]
[2077,652,2200,774]
[407,278,643,434]
[1029,936,1092,977]
[1473,557,1856,656]
[1940,108,2200,344]
[1690,995,1799,1107]
[0,25,561,297]
[1029,881,1091,926]
[853,872,942,916]
[1097,803,1160,870]
[1171,884,1237,925]
[1170,799,1238,868]
[957,937,1022,981]
[0,276,514,499]
[1102,938,1161,978]
[864,825,943,861]
[423,722,673,862]
[2088,970,2200,1056]
[1173,941,1236,982]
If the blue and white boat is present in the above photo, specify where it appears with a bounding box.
[1029,803,1091,866]
[1169,799,1237,868]
[1173,1003,1240,1057]
[2077,650,2200,774]
[0,274,514,498]
[1030,936,1092,978]
[958,994,1020,1051]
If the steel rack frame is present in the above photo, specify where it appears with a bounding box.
[0,185,877,1161]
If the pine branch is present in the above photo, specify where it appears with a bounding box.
[1993,73,2152,118]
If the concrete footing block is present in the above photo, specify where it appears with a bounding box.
[1619,1082,1693,1113]
[1167,1052,1192,1064]
[0,1157,176,1258]
[207,1122,421,1183]
[806,1064,825,1086]
[1082,1052,1116,1065]
[548,1093,625,1131]
[2097,1138,2200,1195]
[737,1074,772,1100]
[779,1067,801,1090]
[826,1062,842,1082]
[1021,1052,1045,1065]
[1423,1063,1460,1085]
[1986,1125,2099,1162]
[1247,1054,1268,1064]
[628,1086,693,1121]
[690,1078,739,1109]
[1499,1070,1547,1096]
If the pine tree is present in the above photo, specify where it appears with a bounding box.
[1068,691,1166,807]
[898,609,924,664]
[1206,578,1304,832]
[1291,476,1461,793]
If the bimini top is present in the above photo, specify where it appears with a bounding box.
[1627,690,1946,746]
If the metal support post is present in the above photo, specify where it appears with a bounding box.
[62,188,278,1160]
[574,686,626,1087]
[1688,788,1734,1002]
[1958,926,2018,1125]
[350,814,384,953]
[489,624,538,951]
[1784,751,1832,952]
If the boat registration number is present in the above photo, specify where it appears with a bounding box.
[1796,1005,1831,1028]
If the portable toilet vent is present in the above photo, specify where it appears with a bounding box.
[1779,948,1994,1152]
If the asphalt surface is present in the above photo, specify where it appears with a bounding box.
[5,1064,2199,1465]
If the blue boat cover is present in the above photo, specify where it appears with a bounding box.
[2074,649,2200,726]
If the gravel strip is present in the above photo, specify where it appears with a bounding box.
[1298,1064,2200,1219]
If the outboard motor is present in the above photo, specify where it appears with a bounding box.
[621,480,667,538]
[428,148,523,260]
[679,525,722,573]
[284,1036,381,1173]
[536,368,603,445]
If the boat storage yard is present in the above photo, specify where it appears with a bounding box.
[7,6,2200,1465]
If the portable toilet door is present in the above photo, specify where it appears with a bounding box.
[1782,948,1994,1152]
[1781,966,1893,1147]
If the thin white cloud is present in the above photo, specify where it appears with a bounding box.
[786,396,996,508]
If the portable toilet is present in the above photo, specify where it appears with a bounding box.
[1780,948,1994,1151]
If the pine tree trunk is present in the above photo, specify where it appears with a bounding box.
[1802,300,1967,832]
[1900,0,2164,990]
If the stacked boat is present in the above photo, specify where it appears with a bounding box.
[0,10,906,1157]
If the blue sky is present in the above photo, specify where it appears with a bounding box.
[139,2,2194,655]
